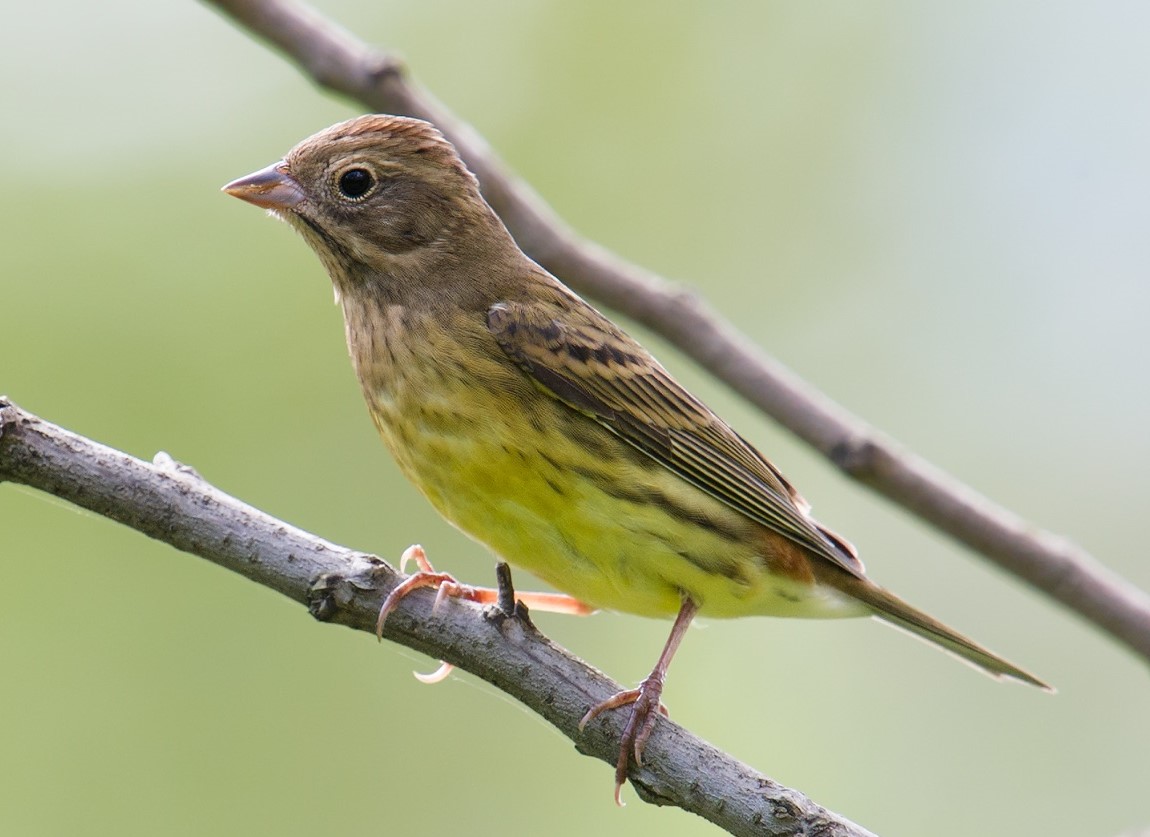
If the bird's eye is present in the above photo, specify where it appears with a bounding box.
[337,168,375,200]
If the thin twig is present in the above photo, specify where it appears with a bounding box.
[0,398,878,837]
[201,0,1150,665]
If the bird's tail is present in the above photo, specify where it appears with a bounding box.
[822,569,1052,690]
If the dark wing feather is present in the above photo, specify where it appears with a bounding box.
[487,297,865,577]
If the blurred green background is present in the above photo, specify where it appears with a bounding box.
[3,2,1148,835]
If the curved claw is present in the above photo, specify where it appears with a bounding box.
[413,661,455,684]
[398,544,431,574]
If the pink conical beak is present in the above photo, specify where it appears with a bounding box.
[222,161,305,210]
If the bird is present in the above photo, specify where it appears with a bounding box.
[223,114,1049,802]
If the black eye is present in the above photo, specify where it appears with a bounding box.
[337,168,374,200]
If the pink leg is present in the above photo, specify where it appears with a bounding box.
[375,546,596,682]
[579,596,699,805]
[376,545,595,638]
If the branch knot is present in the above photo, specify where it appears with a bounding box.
[829,434,882,478]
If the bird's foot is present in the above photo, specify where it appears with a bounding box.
[374,545,474,637]
[374,545,475,683]
[375,545,595,683]
[579,676,671,805]
[578,596,697,804]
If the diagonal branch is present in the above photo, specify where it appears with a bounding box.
[201,0,1150,667]
[0,399,877,837]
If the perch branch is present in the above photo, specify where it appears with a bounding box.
[202,0,1150,666]
[0,399,876,837]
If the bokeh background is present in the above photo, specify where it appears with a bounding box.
[3,2,1148,835]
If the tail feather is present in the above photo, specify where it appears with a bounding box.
[822,570,1052,690]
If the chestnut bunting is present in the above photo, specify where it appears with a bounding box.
[224,115,1048,800]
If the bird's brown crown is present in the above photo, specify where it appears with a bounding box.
[286,114,477,192]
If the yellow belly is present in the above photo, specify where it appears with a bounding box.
[364,381,864,621]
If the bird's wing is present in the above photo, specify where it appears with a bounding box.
[487,296,865,577]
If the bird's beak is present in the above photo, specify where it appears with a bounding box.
[222,161,305,210]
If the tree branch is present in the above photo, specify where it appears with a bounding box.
[202,0,1150,667]
[0,399,877,837]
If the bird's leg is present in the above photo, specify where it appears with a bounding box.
[579,595,699,804]
[375,545,595,682]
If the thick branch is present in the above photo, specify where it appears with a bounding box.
[202,0,1150,666]
[0,399,876,837]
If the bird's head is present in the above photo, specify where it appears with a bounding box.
[224,114,497,294]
